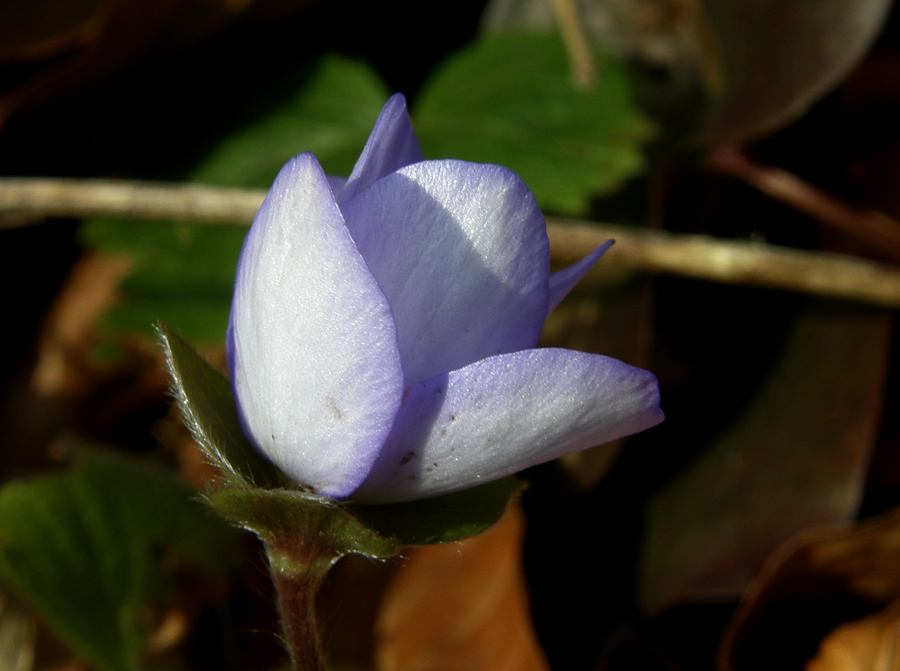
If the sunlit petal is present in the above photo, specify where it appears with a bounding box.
[352,348,663,503]
[342,159,550,386]
[547,240,614,315]
[337,93,425,203]
[228,152,404,497]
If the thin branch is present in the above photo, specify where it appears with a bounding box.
[548,0,597,88]
[550,219,900,308]
[0,177,266,226]
[2,177,900,308]
[708,147,900,264]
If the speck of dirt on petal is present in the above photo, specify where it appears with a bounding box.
[326,396,343,421]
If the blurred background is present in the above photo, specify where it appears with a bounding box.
[2,0,900,669]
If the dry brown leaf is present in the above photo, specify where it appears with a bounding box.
[0,249,178,480]
[692,0,892,144]
[641,303,891,614]
[0,588,35,671]
[0,0,321,128]
[318,555,397,671]
[807,599,900,671]
[375,503,548,671]
[0,0,102,64]
[30,253,131,398]
[0,253,131,474]
[719,506,900,671]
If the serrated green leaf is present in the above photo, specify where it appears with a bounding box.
[81,55,390,345]
[413,32,652,215]
[159,324,292,490]
[190,55,390,187]
[82,219,247,345]
[0,448,240,671]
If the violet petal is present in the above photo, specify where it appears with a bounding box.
[341,159,551,387]
[337,93,425,203]
[351,348,663,503]
[547,240,614,315]
[228,152,404,498]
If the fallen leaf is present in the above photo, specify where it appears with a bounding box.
[0,253,133,475]
[807,599,900,671]
[0,588,35,671]
[0,0,101,65]
[29,253,131,398]
[719,506,900,671]
[691,0,893,144]
[640,302,891,613]
[375,503,548,671]
[0,0,321,128]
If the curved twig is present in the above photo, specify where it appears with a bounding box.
[2,177,899,308]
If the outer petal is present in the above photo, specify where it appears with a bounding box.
[341,159,551,387]
[337,93,425,203]
[547,240,614,315]
[351,348,664,503]
[228,152,404,498]
[326,174,347,195]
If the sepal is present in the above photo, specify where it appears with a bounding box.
[159,324,292,489]
[209,487,396,561]
[351,477,523,546]
[159,324,521,549]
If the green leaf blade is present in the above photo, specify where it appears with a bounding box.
[0,449,240,671]
[414,32,653,215]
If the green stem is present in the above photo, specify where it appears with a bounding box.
[266,542,336,671]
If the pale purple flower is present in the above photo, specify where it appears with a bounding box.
[227,94,663,504]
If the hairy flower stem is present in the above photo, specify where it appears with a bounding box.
[265,541,336,671]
